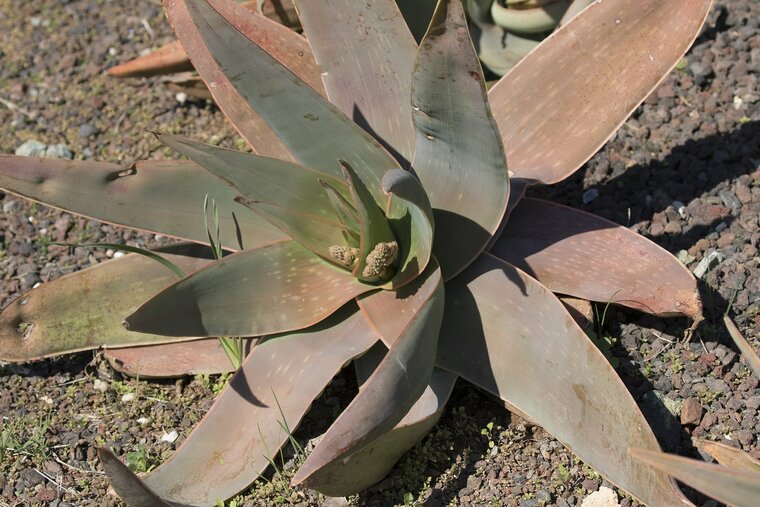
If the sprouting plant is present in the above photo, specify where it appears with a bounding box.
[204,194,245,369]
[586,292,621,367]
[125,445,157,473]
[0,1,714,506]
[480,421,496,450]
[0,412,53,463]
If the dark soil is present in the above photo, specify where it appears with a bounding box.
[1,1,758,506]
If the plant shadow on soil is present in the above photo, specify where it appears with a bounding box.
[530,119,759,253]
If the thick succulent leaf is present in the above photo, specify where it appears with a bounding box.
[0,245,218,361]
[293,260,444,488]
[340,161,398,283]
[107,1,299,79]
[105,338,256,378]
[724,315,760,379]
[0,156,283,249]
[320,180,361,241]
[98,448,176,507]
[411,0,509,280]
[104,306,378,506]
[158,134,353,260]
[303,348,457,496]
[165,0,324,159]
[436,253,688,506]
[491,198,702,321]
[108,40,193,78]
[125,240,373,337]
[697,440,760,473]
[488,0,712,184]
[381,169,434,288]
[294,0,417,167]
[631,448,760,507]
[170,0,400,204]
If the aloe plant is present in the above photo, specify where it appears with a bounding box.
[0,0,714,505]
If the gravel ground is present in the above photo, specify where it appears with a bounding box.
[0,1,758,506]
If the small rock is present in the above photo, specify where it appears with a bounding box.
[36,488,57,502]
[175,92,188,105]
[322,497,348,507]
[718,189,742,210]
[581,486,620,507]
[161,430,179,443]
[44,144,73,159]
[136,417,151,425]
[692,251,724,279]
[121,393,135,403]
[582,189,599,205]
[15,139,47,157]
[79,123,99,138]
[733,429,754,447]
[745,396,760,411]
[582,479,599,492]
[2,200,19,213]
[673,200,687,218]
[680,398,703,425]
[93,379,108,392]
[705,378,730,395]
[677,250,695,265]
[22,468,44,486]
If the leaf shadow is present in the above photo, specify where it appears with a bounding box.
[528,120,759,256]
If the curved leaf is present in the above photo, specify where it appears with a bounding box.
[294,260,444,488]
[382,169,434,288]
[126,240,374,337]
[0,245,217,361]
[170,0,400,204]
[98,448,176,507]
[436,253,688,506]
[294,0,417,166]
[108,40,193,78]
[488,0,712,184]
[166,0,324,159]
[157,134,354,261]
[411,0,509,280]
[302,350,456,496]
[491,198,702,320]
[105,338,256,379]
[108,0,300,79]
[339,161,398,283]
[0,156,283,249]
[105,306,378,506]
[631,448,760,507]
[697,440,760,473]
[724,315,760,379]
